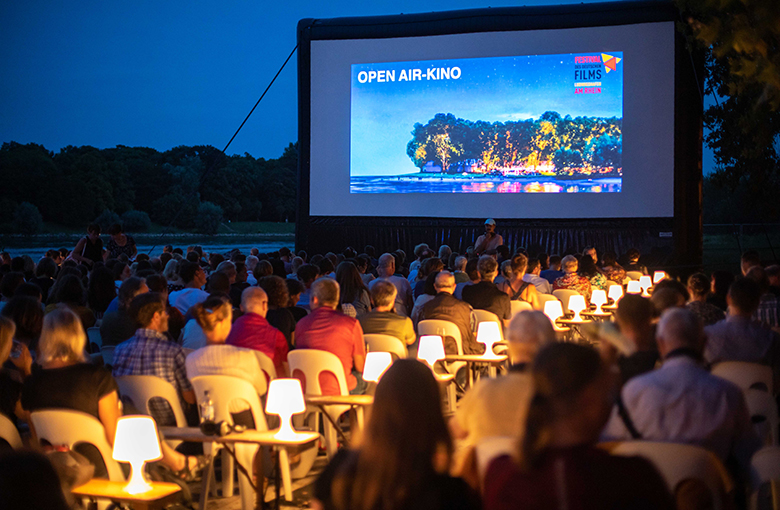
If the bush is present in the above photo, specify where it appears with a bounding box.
[195,201,223,235]
[94,209,121,231]
[121,210,151,232]
[13,202,43,234]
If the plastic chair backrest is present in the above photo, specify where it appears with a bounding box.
[417,319,464,355]
[553,289,581,313]
[473,309,505,341]
[745,388,779,446]
[87,327,102,353]
[750,446,780,510]
[610,441,731,510]
[605,279,621,288]
[365,334,408,359]
[510,300,533,318]
[626,271,644,281]
[288,349,349,396]
[475,436,516,483]
[711,361,774,394]
[0,413,22,449]
[101,345,116,367]
[30,409,125,481]
[191,375,268,430]
[253,351,277,387]
[536,293,559,309]
[116,375,188,427]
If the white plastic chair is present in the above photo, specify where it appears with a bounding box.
[116,375,188,448]
[536,293,559,310]
[31,409,125,481]
[510,300,533,318]
[475,436,516,486]
[553,289,583,314]
[417,319,468,403]
[101,345,116,367]
[288,349,351,459]
[610,441,732,510]
[253,350,277,385]
[0,413,22,449]
[365,334,408,359]
[712,361,774,394]
[626,271,644,281]
[87,327,102,354]
[745,388,779,446]
[750,446,780,510]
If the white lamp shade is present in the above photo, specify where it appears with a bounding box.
[591,289,607,313]
[363,352,393,382]
[476,321,502,358]
[639,275,652,290]
[544,300,564,322]
[112,416,162,463]
[653,271,666,284]
[627,280,642,294]
[567,294,587,321]
[418,335,445,366]
[266,378,306,416]
[608,284,624,302]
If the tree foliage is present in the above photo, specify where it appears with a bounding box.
[13,202,43,234]
[195,201,223,235]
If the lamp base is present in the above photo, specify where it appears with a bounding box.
[123,461,153,494]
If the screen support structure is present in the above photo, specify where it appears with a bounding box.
[297,1,703,272]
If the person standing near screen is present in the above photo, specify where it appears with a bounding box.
[475,218,504,254]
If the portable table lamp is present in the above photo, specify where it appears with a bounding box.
[417,335,445,369]
[544,300,566,331]
[626,280,642,294]
[476,321,503,359]
[608,284,624,304]
[363,351,393,382]
[112,415,163,494]
[567,294,587,322]
[590,289,607,314]
[653,271,666,284]
[638,276,653,297]
[265,378,307,440]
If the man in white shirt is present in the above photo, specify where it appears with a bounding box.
[474,218,504,254]
[368,253,413,317]
[522,259,553,294]
[602,308,760,472]
[168,261,208,315]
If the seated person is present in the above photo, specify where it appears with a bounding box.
[553,255,592,302]
[257,275,297,350]
[295,278,367,395]
[168,261,208,315]
[579,255,607,291]
[539,255,564,285]
[454,258,480,300]
[462,256,511,325]
[358,280,416,346]
[745,266,780,329]
[686,272,725,327]
[522,258,552,295]
[484,342,673,510]
[496,254,540,309]
[368,254,414,318]
[419,271,478,355]
[600,251,626,284]
[100,277,148,346]
[611,295,660,385]
[226,287,289,377]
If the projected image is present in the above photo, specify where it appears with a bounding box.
[350,52,623,193]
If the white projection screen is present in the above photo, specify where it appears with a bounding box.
[307,21,674,219]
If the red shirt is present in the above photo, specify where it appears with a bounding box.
[294,307,365,395]
[226,312,288,377]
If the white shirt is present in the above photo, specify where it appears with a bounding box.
[601,355,760,469]
[169,287,209,315]
[523,273,552,294]
[181,319,208,350]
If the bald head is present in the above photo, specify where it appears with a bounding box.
[241,287,269,317]
[507,311,555,364]
[656,308,704,357]
[434,271,456,294]
[377,253,395,277]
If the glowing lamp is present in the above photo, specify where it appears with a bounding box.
[265,378,306,440]
[544,299,564,323]
[417,335,445,368]
[591,289,607,314]
[626,280,642,294]
[567,294,587,322]
[639,276,652,297]
[653,271,666,284]
[112,415,163,494]
[363,352,393,382]
[476,321,502,359]
[608,284,624,304]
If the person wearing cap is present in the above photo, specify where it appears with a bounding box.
[475,219,504,254]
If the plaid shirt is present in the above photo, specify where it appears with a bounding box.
[754,293,780,329]
[112,328,193,426]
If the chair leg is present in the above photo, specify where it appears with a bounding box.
[278,447,293,501]
[447,384,456,413]
[323,419,338,459]
[222,448,235,497]
[235,444,259,510]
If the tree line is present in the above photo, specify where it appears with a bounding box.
[0,142,298,233]
[406,111,622,176]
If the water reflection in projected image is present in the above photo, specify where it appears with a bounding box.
[350,176,621,194]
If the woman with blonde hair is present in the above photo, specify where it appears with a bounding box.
[497,254,540,309]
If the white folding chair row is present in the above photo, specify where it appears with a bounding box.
[0,413,22,449]
[536,293,560,310]
[510,300,533,319]
[553,289,584,314]
[745,388,779,446]
[365,334,408,360]
[711,361,774,394]
[750,446,780,510]
[473,309,505,342]
[417,319,467,409]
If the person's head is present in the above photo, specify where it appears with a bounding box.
[549,255,562,271]
[285,278,304,307]
[537,253,549,270]
[601,251,618,267]
[370,280,398,312]
[37,307,86,364]
[507,311,555,364]
[413,243,430,261]
[35,257,58,279]
[521,343,612,470]
[14,283,42,302]
[500,260,512,280]
[112,262,130,282]
[208,253,224,271]
[179,261,206,288]
[650,287,687,315]
[652,278,690,304]
[338,359,451,510]
[335,261,368,305]
[163,244,173,254]
[625,247,641,264]
[311,278,339,310]
[318,258,335,277]
[192,295,232,343]
[257,275,289,310]
[766,265,780,288]
[578,254,600,277]
[508,253,529,278]
[741,250,761,276]
[686,273,711,300]
[615,294,655,337]
[130,292,167,332]
[0,316,15,364]
[377,253,396,277]
[51,274,85,305]
[117,276,148,310]
[465,258,480,282]
[107,223,123,238]
[561,255,579,274]
[87,265,117,313]
[711,270,735,297]
[297,264,319,289]
[582,246,597,263]
[163,259,179,282]
[484,218,497,234]
[1,272,25,300]
[205,271,230,296]
[255,260,273,279]
[245,255,259,273]
[433,270,456,295]
[240,286,269,317]
[453,255,467,273]
[87,223,101,240]
[1,296,43,346]
[418,257,444,281]
[215,260,237,285]
[727,277,762,315]
[655,307,705,358]
[477,255,499,282]
[745,266,771,295]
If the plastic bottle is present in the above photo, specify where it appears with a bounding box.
[199,390,217,435]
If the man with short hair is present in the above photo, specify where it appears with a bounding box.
[295,264,320,310]
[358,280,415,346]
[296,279,367,395]
[540,255,564,285]
[101,277,149,346]
[227,287,289,377]
[582,246,598,265]
[475,218,504,254]
[419,271,478,354]
[741,250,761,276]
[522,259,552,294]
[454,258,480,300]
[602,308,760,471]
[613,295,659,385]
[368,253,413,317]
[168,261,208,315]
[113,292,195,425]
[461,255,511,325]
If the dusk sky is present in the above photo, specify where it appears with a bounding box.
[1,0,711,170]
